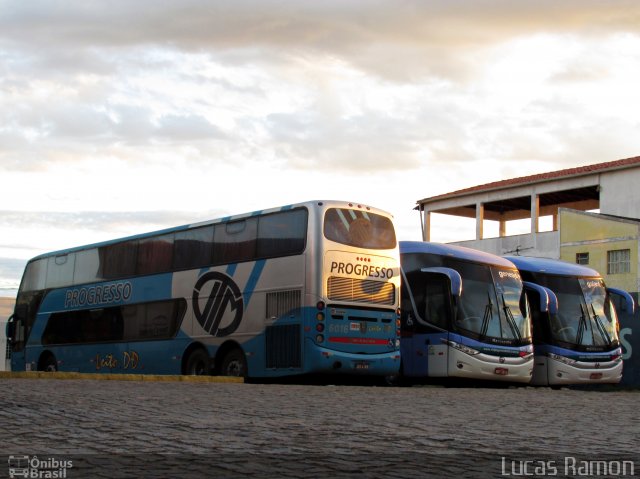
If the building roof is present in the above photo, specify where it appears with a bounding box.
[417,155,640,205]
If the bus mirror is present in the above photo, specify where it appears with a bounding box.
[5,317,14,340]
[14,304,27,321]
[607,288,636,315]
[523,282,558,315]
[420,267,462,297]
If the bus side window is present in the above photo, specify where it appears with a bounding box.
[173,226,213,270]
[137,233,174,275]
[424,276,449,330]
[100,241,138,279]
[213,218,258,264]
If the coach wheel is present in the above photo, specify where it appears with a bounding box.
[184,349,210,376]
[220,349,247,378]
[39,353,58,372]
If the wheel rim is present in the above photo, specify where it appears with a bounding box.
[225,359,244,377]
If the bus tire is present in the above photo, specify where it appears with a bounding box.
[38,353,58,372]
[184,348,210,376]
[220,348,247,378]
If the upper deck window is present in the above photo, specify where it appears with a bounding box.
[324,209,396,249]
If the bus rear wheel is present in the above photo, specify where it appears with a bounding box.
[184,349,210,375]
[220,349,247,378]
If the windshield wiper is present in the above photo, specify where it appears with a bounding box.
[480,292,493,338]
[590,303,611,345]
[576,304,587,344]
[501,293,522,341]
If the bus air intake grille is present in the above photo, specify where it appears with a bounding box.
[266,324,302,369]
[327,277,395,305]
[266,290,301,319]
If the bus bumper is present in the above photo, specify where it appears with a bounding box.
[541,356,623,386]
[447,347,534,383]
[306,340,401,376]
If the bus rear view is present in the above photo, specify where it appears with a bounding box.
[507,256,635,386]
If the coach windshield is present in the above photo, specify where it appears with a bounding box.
[452,261,531,345]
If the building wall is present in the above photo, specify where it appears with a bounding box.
[558,209,640,387]
[559,209,639,292]
[453,230,560,259]
[600,168,640,218]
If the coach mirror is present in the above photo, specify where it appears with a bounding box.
[7,304,27,344]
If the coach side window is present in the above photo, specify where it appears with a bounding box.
[138,233,174,275]
[213,218,258,264]
[257,209,307,258]
[100,241,138,279]
[173,226,214,270]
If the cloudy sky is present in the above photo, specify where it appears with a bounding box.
[1,0,640,297]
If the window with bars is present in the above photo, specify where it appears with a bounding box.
[576,252,589,265]
[607,249,630,274]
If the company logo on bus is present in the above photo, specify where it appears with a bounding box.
[329,260,394,279]
[498,271,520,280]
[192,272,244,337]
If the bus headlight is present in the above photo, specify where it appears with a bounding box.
[445,340,480,356]
[548,352,577,366]
[316,334,324,343]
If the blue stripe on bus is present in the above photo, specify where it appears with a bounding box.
[226,263,238,276]
[243,260,266,306]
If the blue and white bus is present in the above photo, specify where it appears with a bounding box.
[399,242,533,383]
[506,256,635,386]
[5,200,401,378]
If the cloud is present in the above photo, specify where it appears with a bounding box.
[1,0,639,232]
[3,1,640,79]
[0,210,226,233]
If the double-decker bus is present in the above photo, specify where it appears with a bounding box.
[506,256,635,386]
[398,242,533,383]
[5,200,401,378]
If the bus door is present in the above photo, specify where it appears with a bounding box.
[522,281,557,384]
[404,268,457,378]
[422,270,457,377]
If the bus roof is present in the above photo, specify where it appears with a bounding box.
[29,200,394,262]
[505,255,602,278]
[399,241,517,269]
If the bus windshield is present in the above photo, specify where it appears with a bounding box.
[324,208,396,249]
[541,275,619,347]
[453,262,531,344]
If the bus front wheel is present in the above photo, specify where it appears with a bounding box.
[220,349,247,378]
[38,353,58,372]
[184,349,210,376]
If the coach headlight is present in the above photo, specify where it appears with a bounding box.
[445,340,480,356]
[548,352,577,366]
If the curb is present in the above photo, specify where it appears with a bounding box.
[0,371,244,383]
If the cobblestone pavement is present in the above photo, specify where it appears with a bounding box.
[0,378,638,478]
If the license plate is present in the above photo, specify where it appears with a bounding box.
[354,362,370,370]
[494,367,509,376]
[590,373,603,380]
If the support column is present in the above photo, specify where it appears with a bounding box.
[476,203,484,240]
[499,216,506,237]
[531,194,540,234]
[423,210,431,242]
